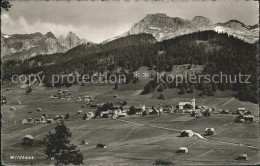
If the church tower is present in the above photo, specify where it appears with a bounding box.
[191,96,195,110]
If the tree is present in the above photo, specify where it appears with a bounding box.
[157,84,164,92]
[1,0,12,11]
[26,87,32,94]
[122,100,127,106]
[114,83,119,89]
[83,113,87,120]
[44,122,83,165]
[142,83,151,94]
[157,93,165,100]
[179,87,186,95]
[129,106,136,115]
[203,110,211,117]
[65,113,69,120]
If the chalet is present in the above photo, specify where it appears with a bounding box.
[180,130,194,137]
[87,112,94,119]
[77,110,83,114]
[76,97,82,102]
[54,115,64,120]
[243,115,254,122]
[178,102,192,110]
[135,110,143,116]
[96,144,107,149]
[244,110,253,115]
[17,101,22,105]
[118,110,127,117]
[89,101,103,108]
[178,97,195,110]
[195,111,202,118]
[23,135,34,145]
[146,108,154,115]
[220,110,229,114]
[176,147,188,153]
[234,114,254,123]
[162,105,173,113]
[236,108,247,115]
[205,128,216,136]
[47,119,54,123]
[234,115,245,123]
[84,96,93,102]
[22,119,27,124]
[100,111,109,118]
[135,104,146,116]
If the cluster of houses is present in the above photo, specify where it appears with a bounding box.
[50,89,71,99]
[233,107,254,123]
[21,93,256,124]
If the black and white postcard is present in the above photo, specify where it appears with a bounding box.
[1,0,259,165]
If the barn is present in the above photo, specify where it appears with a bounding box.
[205,128,216,136]
[176,147,188,153]
[181,130,194,137]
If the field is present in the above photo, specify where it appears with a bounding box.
[1,69,260,165]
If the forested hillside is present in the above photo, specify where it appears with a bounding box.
[2,31,258,103]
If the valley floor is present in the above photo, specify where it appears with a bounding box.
[1,83,259,165]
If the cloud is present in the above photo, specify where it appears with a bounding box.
[1,13,130,43]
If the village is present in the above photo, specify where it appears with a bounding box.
[1,82,259,165]
[2,86,258,165]
[13,89,255,124]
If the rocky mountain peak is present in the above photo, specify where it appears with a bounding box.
[45,31,56,39]
[1,31,91,61]
[191,16,213,28]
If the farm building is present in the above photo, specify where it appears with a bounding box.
[77,110,83,114]
[180,130,194,137]
[10,107,16,111]
[47,119,54,123]
[237,154,248,160]
[117,110,127,117]
[236,108,247,115]
[220,110,229,114]
[178,97,195,110]
[234,115,254,123]
[96,144,107,149]
[87,112,94,119]
[54,115,64,120]
[100,111,109,118]
[50,94,58,99]
[176,147,188,153]
[244,110,253,115]
[22,119,27,124]
[243,115,254,122]
[84,96,93,102]
[76,97,82,102]
[23,135,34,145]
[195,111,202,118]
[17,101,22,105]
[37,108,42,112]
[88,101,103,108]
[205,128,216,136]
[146,108,154,114]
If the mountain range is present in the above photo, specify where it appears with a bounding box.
[1,13,258,61]
[1,31,93,61]
[102,13,259,44]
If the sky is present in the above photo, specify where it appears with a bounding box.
[1,0,258,43]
